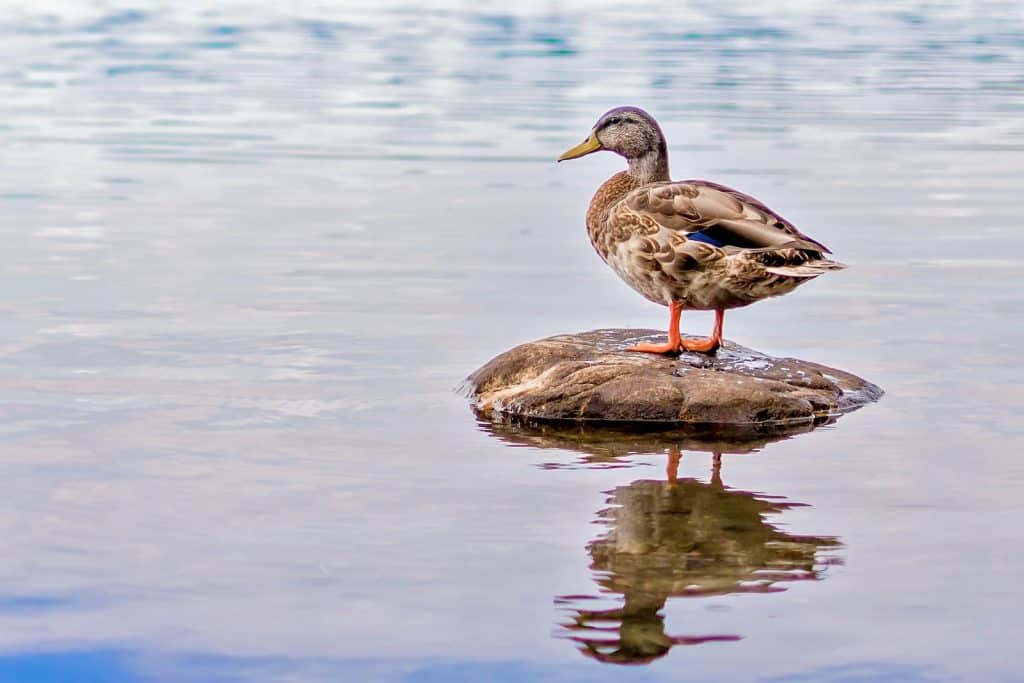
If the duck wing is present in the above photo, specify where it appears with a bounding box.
[615,179,832,254]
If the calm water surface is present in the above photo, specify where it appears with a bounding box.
[1,1,1023,681]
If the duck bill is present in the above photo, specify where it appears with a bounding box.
[557,132,602,161]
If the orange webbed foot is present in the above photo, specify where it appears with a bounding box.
[679,336,721,353]
[626,341,682,354]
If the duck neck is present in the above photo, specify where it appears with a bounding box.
[627,144,670,184]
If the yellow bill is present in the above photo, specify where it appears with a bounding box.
[557,132,602,161]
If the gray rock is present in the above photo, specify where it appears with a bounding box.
[465,329,882,426]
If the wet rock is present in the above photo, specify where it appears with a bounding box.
[465,329,882,426]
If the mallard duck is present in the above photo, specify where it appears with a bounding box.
[558,106,844,354]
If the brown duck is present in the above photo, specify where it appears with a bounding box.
[558,106,844,354]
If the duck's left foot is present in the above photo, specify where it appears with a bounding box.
[626,340,681,354]
[628,301,684,354]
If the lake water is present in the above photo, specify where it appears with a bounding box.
[1,1,1023,681]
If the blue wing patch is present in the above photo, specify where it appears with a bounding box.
[685,229,727,247]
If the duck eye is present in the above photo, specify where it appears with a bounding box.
[606,117,621,125]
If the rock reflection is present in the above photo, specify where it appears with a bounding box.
[480,419,841,665]
[478,414,824,471]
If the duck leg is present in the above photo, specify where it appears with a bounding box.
[710,451,723,488]
[627,301,683,353]
[666,445,681,484]
[627,305,724,354]
[679,308,724,353]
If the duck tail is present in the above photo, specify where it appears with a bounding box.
[763,257,846,278]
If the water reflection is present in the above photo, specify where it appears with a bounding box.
[482,420,840,665]
[479,414,825,471]
[2,0,1021,678]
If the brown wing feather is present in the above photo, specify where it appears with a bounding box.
[616,180,832,254]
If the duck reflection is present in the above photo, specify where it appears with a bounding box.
[561,448,838,663]
[479,418,841,665]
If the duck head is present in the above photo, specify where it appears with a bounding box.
[558,106,669,181]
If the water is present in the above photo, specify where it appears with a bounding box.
[1,1,1022,681]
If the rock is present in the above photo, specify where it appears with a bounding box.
[465,329,882,426]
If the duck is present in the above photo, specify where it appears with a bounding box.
[558,106,844,354]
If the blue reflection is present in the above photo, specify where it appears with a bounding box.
[0,651,138,683]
